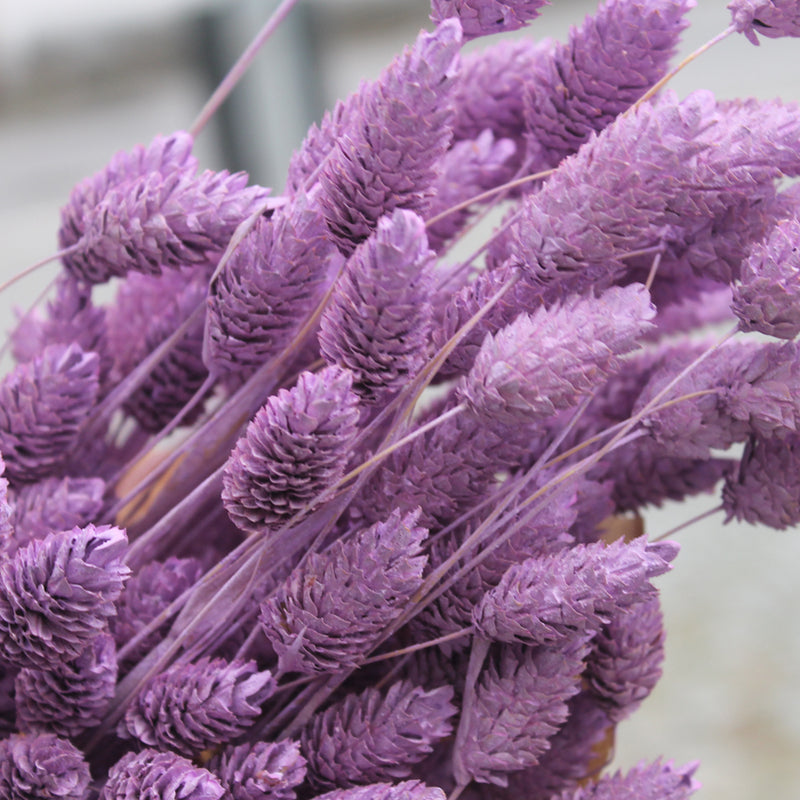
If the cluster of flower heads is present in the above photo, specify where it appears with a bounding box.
[1,0,800,798]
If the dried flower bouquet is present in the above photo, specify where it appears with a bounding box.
[1,1,800,798]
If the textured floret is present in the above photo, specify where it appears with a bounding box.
[120,657,274,756]
[222,366,360,533]
[209,740,307,800]
[0,732,91,800]
[0,524,129,669]
[15,631,118,737]
[430,0,549,40]
[259,509,427,674]
[0,344,100,485]
[103,748,225,800]
[302,681,456,788]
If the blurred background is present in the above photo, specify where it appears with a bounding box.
[1,1,799,797]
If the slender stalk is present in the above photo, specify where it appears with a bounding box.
[631,25,736,112]
[653,504,724,542]
[189,0,303,137]
[0,243,80,295]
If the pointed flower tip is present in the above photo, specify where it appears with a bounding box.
[729,0,800,44]
[431,0,549,41]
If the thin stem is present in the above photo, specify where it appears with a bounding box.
[653,504,723,542]
[360,627,473,666]
[0,244,80,295]
[189,0,302,137]
[644,245,665,291]
[424,167,555,230]
[631,25,736,112]
[451,636,489,791]
[0,275,58,362]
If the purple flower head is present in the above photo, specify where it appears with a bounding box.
[15,631,118,737]
[66,162,270,284]
[0,343,100,485]
[311,782,445,800]
[11,273,111,385]
[319,210,435,405]
[459,284,655,428]
[318,20,461,253]
[122,273,209,432]
[524,0,695,167]
[454,640,588,786]
[59,131,197,274]
[452,38,554,143]
[0,459,12,551]
[729,0,800,44]
[585,597,665,722]
[0,733,91,800]
[472,538,677,647]
[722,433,800,529]
[424,131,517,249]
[0,524,129,669]
[204,193,340,378]
[430,0,549,40]
[209,740,307,800]
[103,748,225,800]
[733,215,800,338]
[222,366,360,533]
[111,556,204,663]
[505,91,711,295]
[557,758,700,799]
[7,476,105,556]
[259,509,428,674]
[302,681,456,788]
[119,657,275,756]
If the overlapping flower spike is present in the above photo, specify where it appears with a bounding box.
[510,694,614,799]
[119,657,275,756]
[15,631,117,737]
[425,132,517,249]
[592,442,732,514]
[259,509,428,674]
[209,740,307,800]
[722,433,800,529]
[729,0,800,44]
[357,396,525,529]
[302,681,457,789]
[556,758,700,800]
[123,273,209,431]
[59,131,197,275]
[639,341,800,459]
[459,284,655,429]
[453,640,589,787]
[732,215,800,338]
[524,0,695,168]
[472,538,677,647]
[0,343,100,485]
[0,524,129,669]
[505,91,710,295]
[319,210,435,405]
[65,155,270,284]
[204,193,339,378]
[103,749,226,800]
[430,0,549,40]
[7,475,105,555]
[111,556,204,663]
[584,597,665,722]
[311,781,446,800]
[11,273,111,381]
[451,38,554,144]
[222,366,360,533]
[0,732,91,800]
[318,20,461,254]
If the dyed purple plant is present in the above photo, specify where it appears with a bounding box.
[730,0,800,43]
[0,732,91,800]
[0,524,129,669]
[119,657,275,756]
[209,740,307,800]
[430,0,549,40]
